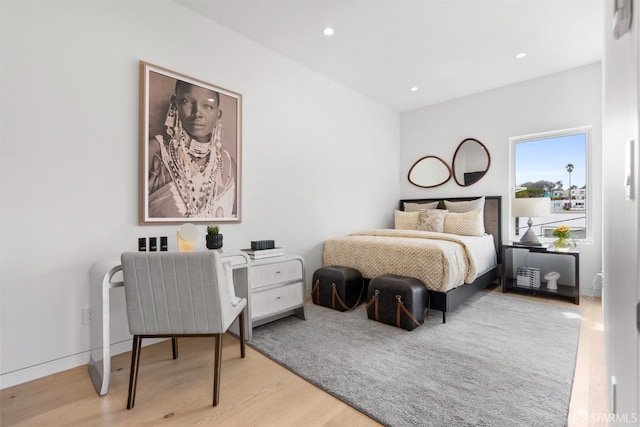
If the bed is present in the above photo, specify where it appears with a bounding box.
[322,196,502,322]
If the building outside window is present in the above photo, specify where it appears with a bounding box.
[510,127,591,243]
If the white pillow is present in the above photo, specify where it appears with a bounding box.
[417,209,448,232]
[394,210,419,230]
[444,209,485,236]
[223,261,241,307]
[403,201,439,212]
[444,196,485,213]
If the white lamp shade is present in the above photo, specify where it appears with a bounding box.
[512,197,550,217]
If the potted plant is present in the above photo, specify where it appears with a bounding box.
[206,225,223,250]
[552,225,571,252]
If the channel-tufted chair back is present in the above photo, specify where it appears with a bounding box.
[121,251,246,409]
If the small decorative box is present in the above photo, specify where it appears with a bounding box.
[251,240,275,250]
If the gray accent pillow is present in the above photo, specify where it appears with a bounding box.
[444,196,485,213]
[403,201,439,212]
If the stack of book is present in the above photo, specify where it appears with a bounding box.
[516,267,541,288]
[242,247,284,260]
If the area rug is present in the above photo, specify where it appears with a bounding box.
[249,291,581,427]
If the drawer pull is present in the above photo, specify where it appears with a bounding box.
[276,296,281,300]
[275,271,281,274]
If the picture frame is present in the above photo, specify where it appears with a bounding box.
[139,61,242,224]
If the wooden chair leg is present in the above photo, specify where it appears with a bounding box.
[212,333,223,406]
[127,335,142,409]
[172,337,178,359]
[239,311,246,358]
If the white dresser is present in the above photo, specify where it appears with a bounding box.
[247,254,306,338]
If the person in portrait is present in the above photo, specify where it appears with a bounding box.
[148,80,236,219]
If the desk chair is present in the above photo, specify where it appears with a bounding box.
[121,251,246,409]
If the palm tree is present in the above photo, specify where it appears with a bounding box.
[566,163,574,200]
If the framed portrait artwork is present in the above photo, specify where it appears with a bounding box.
[139,61,242,224]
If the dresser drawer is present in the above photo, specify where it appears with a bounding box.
[251,282,304,321]
[250,259,303,290]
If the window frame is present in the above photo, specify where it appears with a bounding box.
[509,126,592,244]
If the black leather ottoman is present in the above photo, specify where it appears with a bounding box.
[312,266,364,311]
[366,274,429,331]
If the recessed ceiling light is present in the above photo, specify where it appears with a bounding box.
[516,52,527,59]
[410,86,418,92]
[323,27,334,36]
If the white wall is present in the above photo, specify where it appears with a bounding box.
[0,0,400,388]
[602,0,639,419]
[400,63,603,297]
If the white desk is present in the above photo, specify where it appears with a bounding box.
[88,252,250,396]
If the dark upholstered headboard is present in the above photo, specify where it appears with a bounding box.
[399,196,502,264]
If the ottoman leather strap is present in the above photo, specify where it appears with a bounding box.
[331,283,349,310]
[396,295,422,328]
[332,282,364,312]
[365,290,380,320]
[311,280,321,304]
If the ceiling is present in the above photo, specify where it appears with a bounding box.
[176,0,604,112]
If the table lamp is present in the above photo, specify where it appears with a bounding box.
[177,223,198,252]
[512,197,550,246]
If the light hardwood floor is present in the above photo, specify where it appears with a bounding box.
[1,287,607,427]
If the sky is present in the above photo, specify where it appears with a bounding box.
[515,133,587,189]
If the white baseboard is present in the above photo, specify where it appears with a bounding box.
[0,352,91,390]
[0,338,164,390]
[580,288,602,298]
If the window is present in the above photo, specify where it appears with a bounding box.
[510,127,591,243]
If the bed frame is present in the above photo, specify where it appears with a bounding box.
[399,196,502,323]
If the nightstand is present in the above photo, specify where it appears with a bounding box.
[501,244,580,305]
[246,254,306,338]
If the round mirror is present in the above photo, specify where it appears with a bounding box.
[407,155,452,188]
[452,138,491,186]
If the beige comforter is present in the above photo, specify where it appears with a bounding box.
[322,229,479,292]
